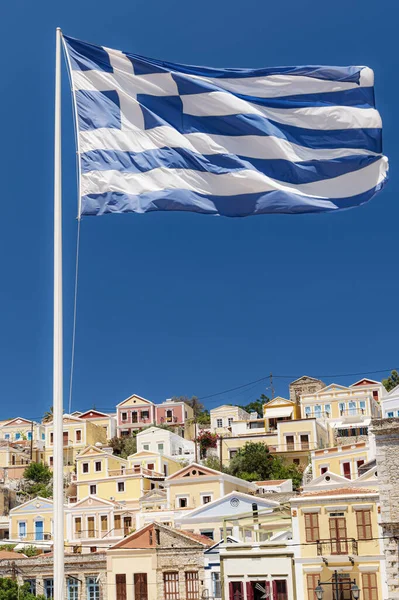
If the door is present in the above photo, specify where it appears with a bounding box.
[123,516,132,535]
[35,520,44,541]
[247,581,269,600]
[272,581,288,600]
[286,436,294,451]
[342,462,351,479]
[116,574,127,600]
[329,517,348,554]
[229,582,243,600]
[88,517,95,538]
[134,573,148,600]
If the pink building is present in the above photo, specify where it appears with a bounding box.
[116,394,155,437]
[155,399,194,437]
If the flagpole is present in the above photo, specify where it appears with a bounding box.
[53,26,65,600]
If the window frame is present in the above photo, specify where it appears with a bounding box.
[82,462,89,474]
[362,572,378,600]
[117,481,125,493]
[356,509,372,540]
[164,571,179,600]
[216,418,223,428]
[86,576,100,600]
[90,484,97,495]
[67,578,79,600]
[44,578,54,599]
[304,512,320,542]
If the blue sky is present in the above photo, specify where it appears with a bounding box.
[0,0,397,421]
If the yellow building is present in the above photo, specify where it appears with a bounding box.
[210,405,250,435]
[165,463,257,511]
[291,487,387,600]
[75,446,164,508]
[264,396,301,426]
[128,450,182,477]
[9,497,60,548]
[311,441,373,480]
[77,409,116,440]
[44,415,107,469]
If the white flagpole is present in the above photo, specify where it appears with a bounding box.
[53,26,65,599]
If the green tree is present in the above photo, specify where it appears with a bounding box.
[0,578,45,600]
[172,396,205,418]
[382,370,399,392]
[202,455,228,473]
[228,442,274,481]
[19,545,38,558]
[23,463,52,498]
[269,456,304,490]
[108,436,137,459]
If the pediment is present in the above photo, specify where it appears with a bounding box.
[71,496,115,509]
[317,384,349,393]
[3,418,32,427]
[118,394,154,408]
[180,492,278,521]
[76,445,107,458]
[79,410,110,419]
[11,497,53,513]
[264,397,294,408]
[167,463,219,481]
[351,379,380,387]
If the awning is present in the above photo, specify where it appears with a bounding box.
[265,406,293,419]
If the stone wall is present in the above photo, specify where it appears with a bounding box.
[289,377,325,404]
[370,418,399,600]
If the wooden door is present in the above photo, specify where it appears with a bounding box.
[134,573,148,600]
[343,462,351,479]
[329,517,348,554]
[116,574,126,600]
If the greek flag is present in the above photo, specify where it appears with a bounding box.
[63,35,388,218]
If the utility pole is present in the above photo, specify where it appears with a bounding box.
[219,435,223,471]
[30,421,34,461]
[270,372,275,399]
[194,415,198,463]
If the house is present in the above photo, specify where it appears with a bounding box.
[136,426,195,463]
[175,490,281,542]
[0,549,107,600]
[299,382,382,446]
[311,440,374,480]
[9,497,59,550]
[255,480,293,494]
[77,409,117,440]
[106,522,213,600]
[210,405,250,435]
[128,449,182,477]
[289,375,326,403]
[380,384,399,417]
[44,415,107,469]
[155,398,195,438]
[116,394,156,436]
[291,487,387,600]
[74,445,164,507]
[0,417,45,446]
[164,463,258,511]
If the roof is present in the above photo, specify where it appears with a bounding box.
[110,522,213,550]
[299,487,378,498]
[0,550,27,560]
[255,480,288,486]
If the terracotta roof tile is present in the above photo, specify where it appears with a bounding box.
[255,480,287,485]
[0,551,27,560]
[299,487,378,497]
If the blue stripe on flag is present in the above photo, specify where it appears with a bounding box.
[138,95,183,130]
[81,178,387,218]
[75,90,121,131]
[80,148,380,185]
[63,36,114,72]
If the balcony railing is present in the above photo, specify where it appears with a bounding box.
[108,467,163,477]
[340,408,365,417]
[16,532,53,542]
[305,411,330,419]
[316,538,358,556]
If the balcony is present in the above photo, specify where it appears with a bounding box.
[316,538,358,556]
[108,467,164,477]
[340,409,366,417]
[16,532,53,542]
[305,411,330,419]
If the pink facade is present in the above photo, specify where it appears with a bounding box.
[155,402,187,426]
[117,401,155,435]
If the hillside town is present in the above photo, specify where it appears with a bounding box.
[0,374,397,599]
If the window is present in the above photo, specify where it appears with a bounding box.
[76,430,82,442]
[101,515,108,532]
[228,417,233,427]
[42,433,45,440]
[74,517,82,536]
[229,581,243,599]
[342,462,351,479]
[116,574,126,600]
[216,419,223,428]
[178,497,188,508]
[50,432,54,444]
[314,405,322,418]
[141,410,149,420]
[67,578,79,600]
[212,573,221,598]
[273,580,288,600]
[320,466,328,475]
[86,576,100,600]
[24,580,36,596]
[200,530,214,539]
[15,433,21,440]
[82,463,89,474]
[229,450,238,459]
[356,510,372,540]
[157,443,164,453]
[307,574,319,600]
[286,435,295,450]
[362,573,378,600]
[304,406,311,417]
[132,411,138,423]
[143,444,150,451]
[27,431,32,441]
[387,411,394,417]
[202,495,212,504]
[324,404,331,416]
[90,484,97,495]
[304,512,320,542]
[95,461,102,472]
[185,572,199,600]
[300,434,309,450]
[49,456,54,467]
[117,481,125,493]
[44,579,54,599]
[164,572,179,600]
[348,401,357,416]
[329,515,348,554]
[121,412,127,421]
[4,434,10,440]
[339,402,345,414]
[18,521,26,538]
[147,463,155,471]
[356,459,365,474]
[359,400,366,413]
[134,573,148,600]
[293,458,300,466]
[88,516,95,538]
[63,431,69,445]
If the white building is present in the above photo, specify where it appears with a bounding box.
[381,384,399,417]
[136,426,195,462]
[210,405,251,435]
